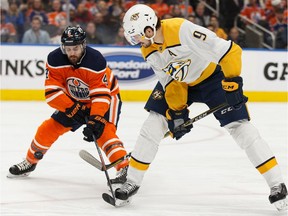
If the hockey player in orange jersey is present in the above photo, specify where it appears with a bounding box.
[7,25,128,185]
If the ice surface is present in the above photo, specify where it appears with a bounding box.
[1,102,287,216]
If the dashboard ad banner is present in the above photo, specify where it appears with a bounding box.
[0,45,287,92]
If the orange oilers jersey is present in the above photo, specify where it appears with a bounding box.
[45,46,119,117]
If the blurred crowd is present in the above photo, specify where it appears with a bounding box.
[0,0,287,49]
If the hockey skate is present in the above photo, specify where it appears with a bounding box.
[269,183,288,211]
[115,179,140,201]
[110,165,128,191]
[7,159,37,178]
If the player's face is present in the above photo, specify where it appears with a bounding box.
[140,27,155,48]
[64,45,84,65]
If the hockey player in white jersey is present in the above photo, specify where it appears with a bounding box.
[116,4,288,211]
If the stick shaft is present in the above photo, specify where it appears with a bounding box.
[164,103,227,138]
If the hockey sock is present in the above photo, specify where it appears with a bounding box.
[26,118,71,164]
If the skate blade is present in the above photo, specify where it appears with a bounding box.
[6,172,31,179]
[115,197,132,207]
[274,197,288,212]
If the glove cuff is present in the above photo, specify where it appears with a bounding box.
[166,106,189,120]
[222,76,243,92]
[89,115,107,125]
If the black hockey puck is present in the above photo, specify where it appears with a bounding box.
[34,151,43,160]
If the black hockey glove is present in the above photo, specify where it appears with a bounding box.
[65,102,89,124]
[222,76,248,110]
[83,115,107,142]
[166,107,193,140]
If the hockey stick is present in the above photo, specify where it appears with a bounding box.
[80,103,228,171]
[164,102,228,138]
[79,150,131,171]
[84,117,116,201]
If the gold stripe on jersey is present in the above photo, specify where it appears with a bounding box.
[129,157,150,171]
[256,157,278,174]
[219,42,242,78]
[188,62,217,87]
[165,80,188,110]
[141,18,184,59]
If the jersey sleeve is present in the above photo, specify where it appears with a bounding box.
[45,62,74,112]
[218,42,242,78]
[180,20,242,78]
[88,67,112,117]
[180,20,232,64]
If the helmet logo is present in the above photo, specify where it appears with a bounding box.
[130,13,139,21]
[67,30,72,38]
[78,27,83,33]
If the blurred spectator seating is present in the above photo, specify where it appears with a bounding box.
[209,15,228,39]
[85,21,104,45]
[219,0,244,33]
[240,0,266,25]
[169,0,194,17]
[26,0,49,25]
[150,0,170,18]
[228,27,247,48]
[74,2,94,26]
[47,0,67,26]
[245,24,263,48]
[1,8,18,43]
[194,1,210,27]
[113,26,130,46]
[22,15,50,44]
[5,0,25,42]
[50,18,68,44]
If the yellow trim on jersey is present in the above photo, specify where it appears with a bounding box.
[162,18,183,48]
[129,157,150,171]
[219,42,242,78]
[141,18,184,59]
[257,157,278,174]
[188,62,217,87]
[165,80,188,110]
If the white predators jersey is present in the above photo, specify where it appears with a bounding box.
[140,18,242,110]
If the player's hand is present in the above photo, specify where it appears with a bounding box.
[166,107,192,140]
[65,102,89,124]
[222,76,248,110]
[82,115,107,142]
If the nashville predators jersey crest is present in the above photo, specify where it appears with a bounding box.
[162,59,191,81]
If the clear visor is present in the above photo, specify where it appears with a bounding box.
[124,32,145,46]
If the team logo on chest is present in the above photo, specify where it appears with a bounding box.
[66,77,89,100]
[162,59,191,81]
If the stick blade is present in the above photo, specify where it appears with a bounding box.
[79,150,103,170]
[102,193,131,207]
[102,193,116,206]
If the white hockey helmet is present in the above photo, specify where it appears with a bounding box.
[122,4,158,45]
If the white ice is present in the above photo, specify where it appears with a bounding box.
[0,101,287,216]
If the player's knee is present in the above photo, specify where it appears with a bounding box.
[225,120,260,150]
[133,112,167,162]
[140,111,167,145]
[36,118,70,143]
